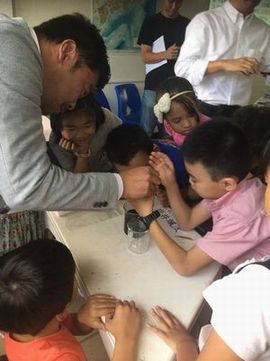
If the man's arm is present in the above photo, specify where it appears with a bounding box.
[175,14,259,86]
[206,57,260,75]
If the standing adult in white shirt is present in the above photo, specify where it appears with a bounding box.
[174,0,270,117]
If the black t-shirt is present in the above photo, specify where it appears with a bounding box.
[137,13,190,90]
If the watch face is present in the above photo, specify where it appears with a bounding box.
[127,216,148,232]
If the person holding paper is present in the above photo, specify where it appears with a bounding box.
[137,0,189,137]
[174,0,270,117]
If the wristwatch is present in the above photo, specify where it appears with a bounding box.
[139,210,161,229]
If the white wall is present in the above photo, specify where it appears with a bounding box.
[0,0,13,16]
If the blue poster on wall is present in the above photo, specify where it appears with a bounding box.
[209,0,270,25]
[93,0,157,51]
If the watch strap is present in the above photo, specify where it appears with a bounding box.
[140,210,161,229]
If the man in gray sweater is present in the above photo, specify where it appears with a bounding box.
[0,13,159,212]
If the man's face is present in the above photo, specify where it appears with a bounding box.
[41,64,98,115]
[41,40,99,115]
[161,0,183,18]
[230,0,261,15]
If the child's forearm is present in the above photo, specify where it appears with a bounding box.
[149,221,191,275]
[66,313,94,335]
[73,155,91,173]
[166,182,194,230]
[112,339,138,361]
[175,338,199,361]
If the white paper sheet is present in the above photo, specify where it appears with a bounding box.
[145,35,167,75]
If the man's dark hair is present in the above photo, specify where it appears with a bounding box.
[0,239,75,335]
[105,124,153,166]
[50,93,105,143]
[231,105,270,177]
[34,13,110,88]
[182,119,251,181]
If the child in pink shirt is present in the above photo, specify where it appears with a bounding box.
[132,120,270,276]
[0,239,140,361]
[153,76,209,146]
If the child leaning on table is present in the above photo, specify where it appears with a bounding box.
[132,119,270,276]
[47,93,120,173]
[105,123,189,188]
[0,239,140,361]
[105,123,189,207]
[146,148,270,361]
[154,76,209,146]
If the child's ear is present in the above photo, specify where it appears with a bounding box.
[56,306,69,322]
[220,177,238,192]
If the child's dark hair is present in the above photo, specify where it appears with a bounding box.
[263,140,270,175]
[105,124,153,166]
[50,94,105,142]
[231,105,270,177]
[0,239,75,335]
[34,13,110,88]
[182,118,251,181]
[156,76,199,119]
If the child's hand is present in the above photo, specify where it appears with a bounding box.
[149,152,177,188]
[105,301,141,342]
[59,137,75,151]
[131,196,154,217]
[148,306,195,353]
[77,294,118,331]
[59,137,90,156]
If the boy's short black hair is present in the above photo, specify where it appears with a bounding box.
[263,140,270,174]
[231,105,270,176]
[34,13,110,88]
[182,118,251,181]
[50,93,105,142]
[105,124,153,166]
[231,105,270,157]
[0,239,75,335]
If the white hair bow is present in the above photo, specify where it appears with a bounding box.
[153,91,193,123]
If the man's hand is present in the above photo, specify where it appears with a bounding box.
[120,166,160,199]
[166,43,180,60]
[209,57,260,75]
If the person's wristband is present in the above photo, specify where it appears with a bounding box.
[74,151,91,158]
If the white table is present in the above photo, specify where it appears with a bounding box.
[46,206,220,361]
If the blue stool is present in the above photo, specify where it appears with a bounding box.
[93,89,111,110]
[114,83,141,124]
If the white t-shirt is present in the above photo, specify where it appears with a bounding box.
[200,263,270,361]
